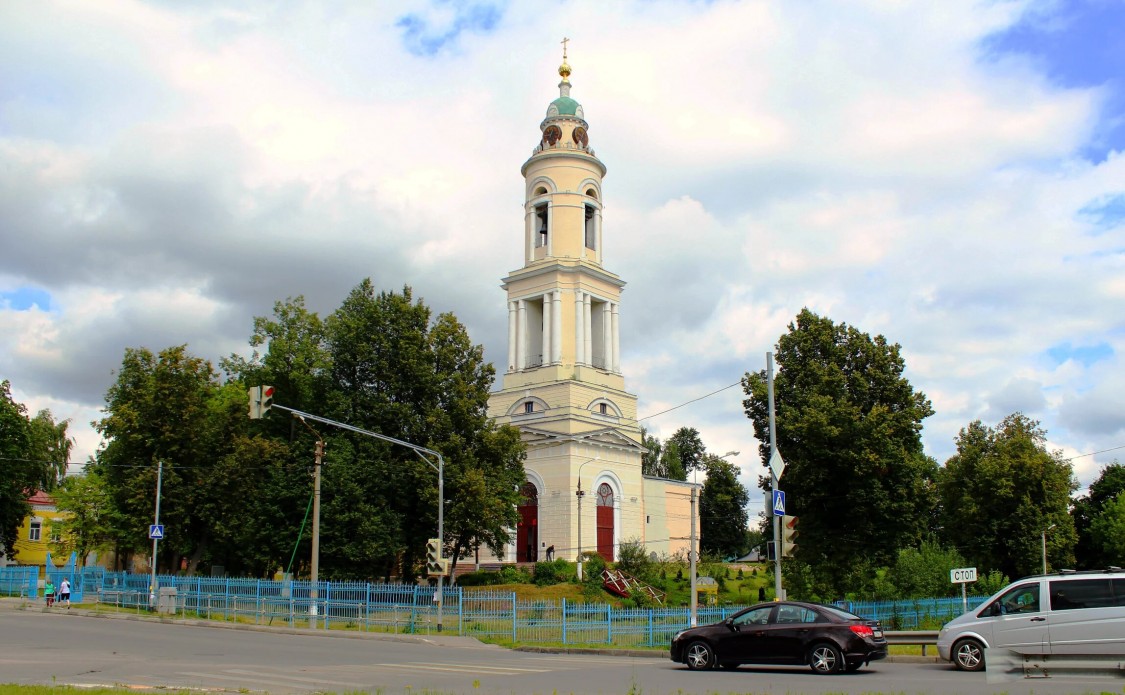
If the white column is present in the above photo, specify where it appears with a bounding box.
[542,294,552,368]
[574,291,585,365]
[595,208,603,262]
[516,299,527,371]
[583,294,593,365]
[552,291,563,364]
[525,208,534,263]
[601,302,611,370]
[611,302,620,373]
[507,301,517,371]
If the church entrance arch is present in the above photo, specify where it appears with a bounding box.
[517,481,539,562]
[596,482,614,561]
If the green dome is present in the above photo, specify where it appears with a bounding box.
[550,96,580,115]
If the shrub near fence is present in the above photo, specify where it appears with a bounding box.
[9,568,989,647]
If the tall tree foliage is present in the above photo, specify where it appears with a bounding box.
[742,309,938,595]
[668,427,706,476]
[1072,462,1125,569]
[937,413,1076,579]
[640,427,662,477]
[699,453,750,559]
[0,380,34,558]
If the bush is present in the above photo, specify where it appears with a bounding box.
[617,538,655,582]
[532,559,572,586]
[580,551,607,584]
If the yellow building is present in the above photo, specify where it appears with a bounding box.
[10,490,63,570]
[486,48,696,565]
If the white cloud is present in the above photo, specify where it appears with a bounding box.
[2,0,1123,501]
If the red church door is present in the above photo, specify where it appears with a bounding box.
[516,482,538,562]
[596,482,614,562]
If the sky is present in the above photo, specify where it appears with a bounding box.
[2,0,1124,522]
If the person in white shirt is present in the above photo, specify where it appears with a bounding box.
[58,578,71,609]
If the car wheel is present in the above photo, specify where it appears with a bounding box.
[809,643,843,674]
[684,641,716,670]
[953,638,986,672]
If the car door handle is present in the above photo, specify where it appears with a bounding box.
[1030,617,1046,622]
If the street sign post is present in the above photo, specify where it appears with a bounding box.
[772,490,786,516]
[149,524,164,539]
[951,566,977,612]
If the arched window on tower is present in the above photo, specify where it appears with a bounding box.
[535,204,548,248]
[584,204,596,251]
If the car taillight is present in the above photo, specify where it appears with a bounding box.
[850,625,874,638]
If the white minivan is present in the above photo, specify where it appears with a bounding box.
[937,569,1125,671]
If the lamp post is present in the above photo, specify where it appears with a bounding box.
[1042,523,1057,574]
[575,455,600,580]
[690,450,739,628]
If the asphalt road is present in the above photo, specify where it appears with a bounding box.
[1,603,1120,695]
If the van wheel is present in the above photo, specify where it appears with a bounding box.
[953,638,985,672]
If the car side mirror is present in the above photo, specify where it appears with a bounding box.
[724,618,737,631]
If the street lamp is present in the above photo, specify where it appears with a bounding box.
[690,450,739,628]
[575,455,600,580]
[1042,523,1057,574]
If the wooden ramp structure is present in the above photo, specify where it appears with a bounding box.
[601,569,666,605]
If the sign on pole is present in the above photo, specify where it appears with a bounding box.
[951,566,977,613]
[772,490,786,516]
[950,567,977,584]
[149,524,164,540]
[768,450,786,481]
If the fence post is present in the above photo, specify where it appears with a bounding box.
[647,608,654,646]
[606,604,612,644]
[561,598,567,645]
[510,592,517,643]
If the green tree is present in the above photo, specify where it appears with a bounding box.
[26,410,73,491]
[699,454,750,559]
[659,439,686,481]
[640,427,662,477]
[319,282,525,579]
[92,346,233,571]
[742,309,938,595]
[1087,493,1125,564]
[885,540,967,599]
[0,380,34,558]
[1072,462,1125,569]
[937,413,1077,579]
[50,468,125,564]
[668,427,707,475]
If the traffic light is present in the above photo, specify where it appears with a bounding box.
[782,515,798,557]
[247,385,275,419]
[426,538,446,576]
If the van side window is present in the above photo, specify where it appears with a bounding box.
[1051,578,1114,611]
[998,583,1040,614]
[1114,579,1125,607]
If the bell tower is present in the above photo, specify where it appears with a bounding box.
[489,43,645,565]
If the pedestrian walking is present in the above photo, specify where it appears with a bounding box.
[59,577,71,609]
[44,580,55,607]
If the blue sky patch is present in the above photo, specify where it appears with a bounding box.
[1,287,52,311]
[1045,341,1114,368]
[1079,193,1125,230]
[981,1,1125,162]
[397,1,504,57]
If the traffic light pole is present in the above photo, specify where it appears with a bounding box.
[263,402,447,632]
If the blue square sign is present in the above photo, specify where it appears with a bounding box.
[772,490,786,516]
[149,524,164,539]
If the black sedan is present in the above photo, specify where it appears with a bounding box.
[669,601,888,674]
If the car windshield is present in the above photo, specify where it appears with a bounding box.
[817,604,866,621]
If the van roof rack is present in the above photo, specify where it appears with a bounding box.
[1106,566,1121,572]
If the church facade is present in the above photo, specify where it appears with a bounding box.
[486,50,696,566]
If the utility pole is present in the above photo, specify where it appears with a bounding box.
[310,438,323,628]
[767,352,783,601]
[149,459,163,608]
[689,483,698,627]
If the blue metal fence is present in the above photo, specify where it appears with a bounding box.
[1,567,987,646]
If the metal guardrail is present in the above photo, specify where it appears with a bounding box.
[884,630,940,656]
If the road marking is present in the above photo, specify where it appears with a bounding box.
[407,661,549,673]
[176,670,367,689]
[221,668,370,686]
